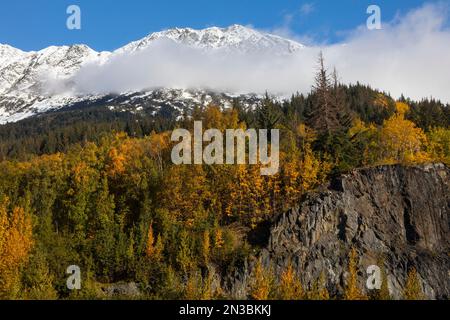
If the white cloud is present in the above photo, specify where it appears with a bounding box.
[324,2,450,102]
[68,3,450,103]
[71,39,318,96]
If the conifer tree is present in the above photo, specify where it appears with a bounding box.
[257,93,283,131]
[308,53,353,135]
[332,68,353,130]
[308,52,340,134]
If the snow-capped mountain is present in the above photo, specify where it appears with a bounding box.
[0,44,110,96]
[0,25,303,124]
[117,24,303,54]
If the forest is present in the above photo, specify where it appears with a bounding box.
[0,58,449,300]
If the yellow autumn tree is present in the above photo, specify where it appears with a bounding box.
[343,248,367,300]
[148,131,171,173]
[145,223,163,261]
[281,155,301,209]
[280,141,331,212]
[184,271,217,300]
[249,259,272,300]
[266,168,281,214]
[225,164,265,226]
[300,143,332,192]
[160,164,210,220]
[0,199,33,298]
[184,272,203,300]
[306,272,330,300]
[403,268,425,300]
[278,263,304,300]
[380,102,429,164]
[373,93,393,109]
[145,224,155,258]
[202,104,242,131]
[200,272,215,300]
[201,230,210,265]
[247,164,270,228]
[213,227,224,249]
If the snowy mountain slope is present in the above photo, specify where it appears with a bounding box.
[0,25,303,124]
[0,89,263,125]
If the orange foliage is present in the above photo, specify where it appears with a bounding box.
[145,224,155,258]
[149,131,171,172]
[0,199,33,297]
[160,165,210,220]
[278,263,304,300]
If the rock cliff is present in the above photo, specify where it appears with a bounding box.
[229,163,450,299]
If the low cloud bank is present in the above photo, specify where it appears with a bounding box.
[68,3,450,102]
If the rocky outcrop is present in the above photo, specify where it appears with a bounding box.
[229,163,450,299]
[100,282,141,298]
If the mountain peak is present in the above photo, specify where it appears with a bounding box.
[117,24,303,54]
[0,44,27,65]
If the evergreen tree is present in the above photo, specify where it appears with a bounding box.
[332,68,353,130]
[257,93,283,130]
[308,52,341,134]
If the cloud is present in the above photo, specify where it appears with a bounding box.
[324,2,450,102]
[66,3,450,103]
[70,39,318,96]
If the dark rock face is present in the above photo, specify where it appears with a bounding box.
[231,164,450,299]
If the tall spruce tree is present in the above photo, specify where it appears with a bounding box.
[308,52,351,134]
[308,52,339,134]
[332,67,353,130]
[257,92,283,130]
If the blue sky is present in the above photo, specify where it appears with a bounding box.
[0,0,436,51]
